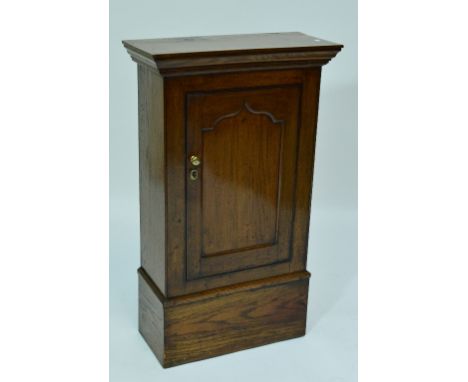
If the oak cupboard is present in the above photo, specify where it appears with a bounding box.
[123,32,342,367]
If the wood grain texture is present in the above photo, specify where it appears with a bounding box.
[201,104,282,255]
[137,64,166,294]
[138,267,310,368]
[123,32,342,76]
[126,32,342,368]
[139,267,165,364]
[290,67,323,272]
[165,69,319,296]
[186,85,301,280]
[124,32,341,56]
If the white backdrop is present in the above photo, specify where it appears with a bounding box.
[110,1,357,380]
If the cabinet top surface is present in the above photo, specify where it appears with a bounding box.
[123,32,342,58]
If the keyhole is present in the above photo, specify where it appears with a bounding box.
[189,169,198,181]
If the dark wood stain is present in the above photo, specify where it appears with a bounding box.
[124,32,342,76]
[186,85,301,280]
[165,69,319,296]
[139,267,310,368]
[137,65,166,294]
[124,32,342,367]
[138,268,165,363]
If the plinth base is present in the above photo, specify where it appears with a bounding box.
[138,268,310,368]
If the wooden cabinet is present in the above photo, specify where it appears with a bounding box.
[124,32,342,367]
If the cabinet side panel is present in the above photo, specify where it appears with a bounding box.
[138,64,166,294]
[138,271,165,365]
[290,67,322,272]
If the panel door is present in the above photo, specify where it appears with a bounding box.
[186,85,301,280]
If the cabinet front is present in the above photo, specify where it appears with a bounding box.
[186,86,301,280]
[165,69,320,295]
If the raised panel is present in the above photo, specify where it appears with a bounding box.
[164,68,321,296]
[186,85,301,280]
[202,102,283,256]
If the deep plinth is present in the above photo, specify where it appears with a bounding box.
[139,268,310,368]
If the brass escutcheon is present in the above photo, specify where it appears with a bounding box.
[190,155,201,167]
